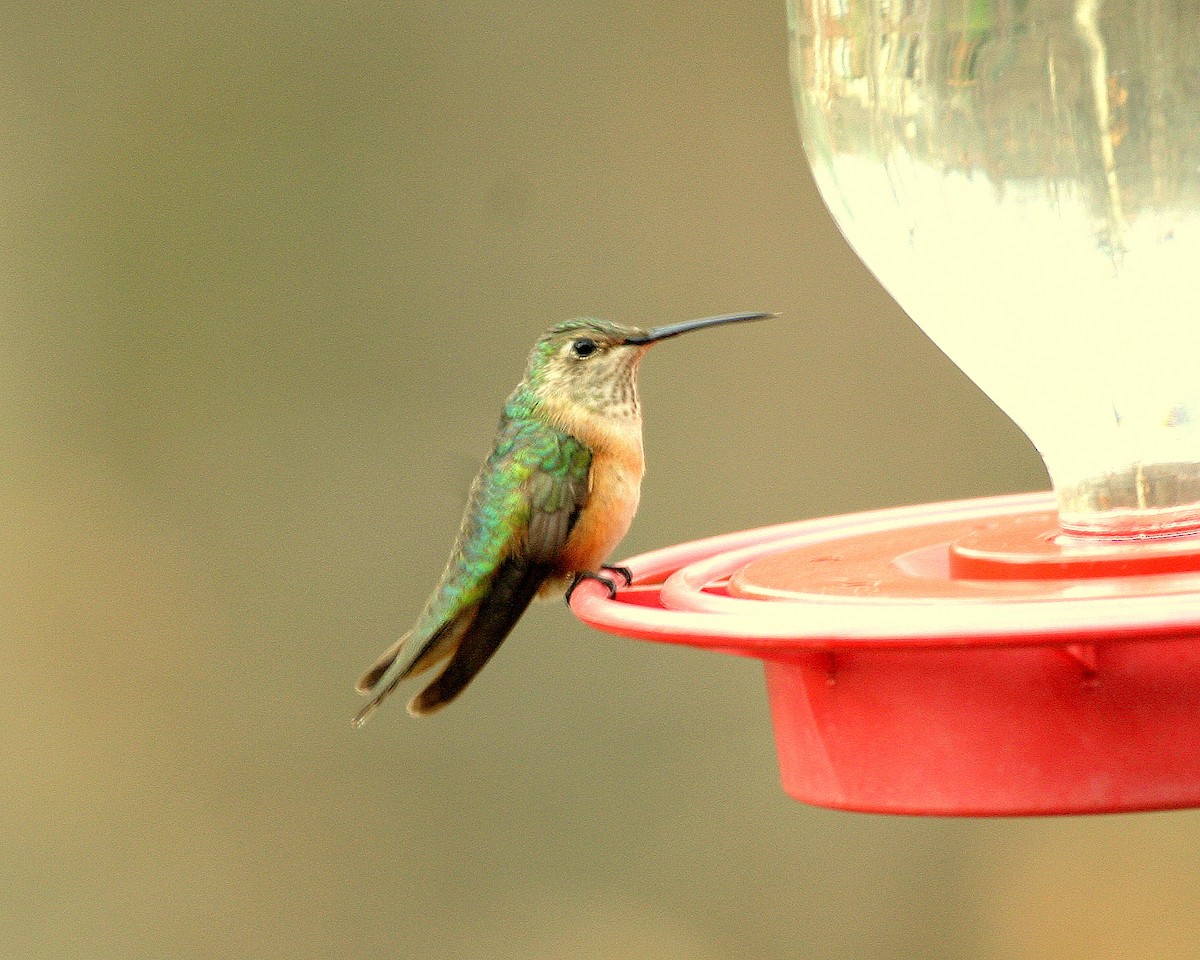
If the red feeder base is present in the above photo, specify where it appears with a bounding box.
[569,493,1200,816]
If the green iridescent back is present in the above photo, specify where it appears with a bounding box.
[408,391,592,643]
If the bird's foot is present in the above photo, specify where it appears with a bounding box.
[600,565,633,588]
[566,572,615,603]
[565,568,626,604]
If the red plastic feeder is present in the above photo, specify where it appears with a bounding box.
[570,492,1200,816]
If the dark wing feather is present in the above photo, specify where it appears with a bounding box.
[406,555,552,715]
[525,460,590,562]
[405,436,591,715]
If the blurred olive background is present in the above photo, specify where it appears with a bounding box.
[3,2,1200,959]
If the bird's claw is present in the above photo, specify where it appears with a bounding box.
[565,568,630,604]
[601,565,633,588]
[566,572,615,603]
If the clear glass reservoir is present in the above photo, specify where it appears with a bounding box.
[790,0,1200,536]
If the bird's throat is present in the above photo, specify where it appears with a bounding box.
[536,392,645,467]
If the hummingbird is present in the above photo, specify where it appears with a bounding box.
[352,310,774,724]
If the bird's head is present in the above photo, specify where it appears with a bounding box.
[521,312,775,421]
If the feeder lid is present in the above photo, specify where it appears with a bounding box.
[571,492,1200,652]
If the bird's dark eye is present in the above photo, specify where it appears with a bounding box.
[570,338,598,358]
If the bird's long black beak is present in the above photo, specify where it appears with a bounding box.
[624,311,777,345]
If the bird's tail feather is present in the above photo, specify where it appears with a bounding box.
[352,613,474,727]
[355,632,410,694]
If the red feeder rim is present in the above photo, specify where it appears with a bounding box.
[570,492,1200,816]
